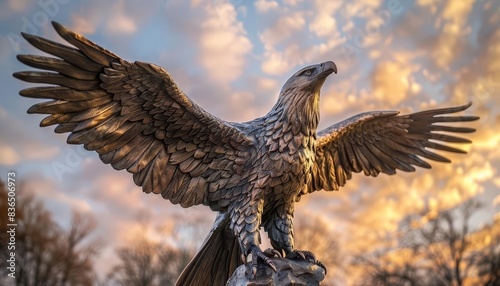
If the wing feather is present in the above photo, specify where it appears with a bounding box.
[41,113,73,126]
[17,55,98,80]
[54,122,78,133]
[14,22,253,209]
[20,32,103,72]
[15,71,100,90]
[311,103,478,192]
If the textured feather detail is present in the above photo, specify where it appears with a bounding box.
[17,55,98,80]
[27,97,111,114]
[15,21,253,210]
[20,87,108,101]
[313,103,478,192]
[13,71,100,90]
[176,213,242,286]
[54,122,79,133]
[40,113,73,127]
[52,21,119,66]
[69,101,119,123]
[20,32,103,72]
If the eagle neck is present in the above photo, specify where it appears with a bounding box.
[271,89,320,137]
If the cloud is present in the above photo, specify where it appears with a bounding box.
[493,187,500,209]
[442,0,474,24]
[105,1,138,35]
[254,0,279,13]
[371,59,414,105]
[257,77,279,91]
[284,0,303,6]
[260,12,305,48]
[0,114,62,163]
[257,3,348,76]
[308,1,341,37]
[0,141,20,165]
[471,123,500,152]
[259,12,306,75]
[405,0,475,71]
[24,145,59,160]
[66,0,159,39]
[6,0,31,12]
[21,174,93,220]
[69,14,96,34]
[0,107,7,118]
[261,44,300,75]
[197,1,252,83]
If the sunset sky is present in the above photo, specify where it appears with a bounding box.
[1,0,499,283]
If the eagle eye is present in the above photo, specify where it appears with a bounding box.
[299,68,314,77]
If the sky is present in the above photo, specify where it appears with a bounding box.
[0,0,499,283]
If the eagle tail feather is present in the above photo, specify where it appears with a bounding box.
[176,213,242,286]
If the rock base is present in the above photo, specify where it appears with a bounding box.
[226,257,325,286]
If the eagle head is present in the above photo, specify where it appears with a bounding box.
[281,61,337,95]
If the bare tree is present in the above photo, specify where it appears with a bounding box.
[293,213,343,285]
[403,200,481,285]
[475,220,500,285]
[107,236,197,286]
[108,237,168,286]
[58,213,101,285]
[354,248,422,286]
[0,180,101,286]
[107,217,207,286]
[354,199,495,286]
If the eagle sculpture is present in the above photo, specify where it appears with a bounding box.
[14,22,479,285]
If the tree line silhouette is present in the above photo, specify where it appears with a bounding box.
[352,200,500,286]
[1,180,498,285]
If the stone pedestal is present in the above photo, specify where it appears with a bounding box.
[226,257,325,286]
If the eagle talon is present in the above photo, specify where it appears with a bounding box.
[264,248,282,259]
[316,260,327,275]
[300,250,317,262]
[286,249,327,274]
[247,246,278,276]
[286,249,307,260]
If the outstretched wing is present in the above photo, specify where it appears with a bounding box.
[310,103,479,192]
[14,22,253,209]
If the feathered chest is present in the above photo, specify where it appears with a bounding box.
[244,103,319,196]
[253,130,316,196]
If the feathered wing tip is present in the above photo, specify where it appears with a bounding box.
[312,102,479,192]
[13,21,254,209]
[409,102,479,125]
[176,214,242,286]
[406,102,479,158]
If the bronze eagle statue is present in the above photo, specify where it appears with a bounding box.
[14,22,478,285]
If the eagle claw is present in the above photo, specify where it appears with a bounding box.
[246,246,278,277]
[286,249,327,274]
[264,248,282,259]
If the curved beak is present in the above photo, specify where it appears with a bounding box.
[312,61,337,91]
[318,61,337,78]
